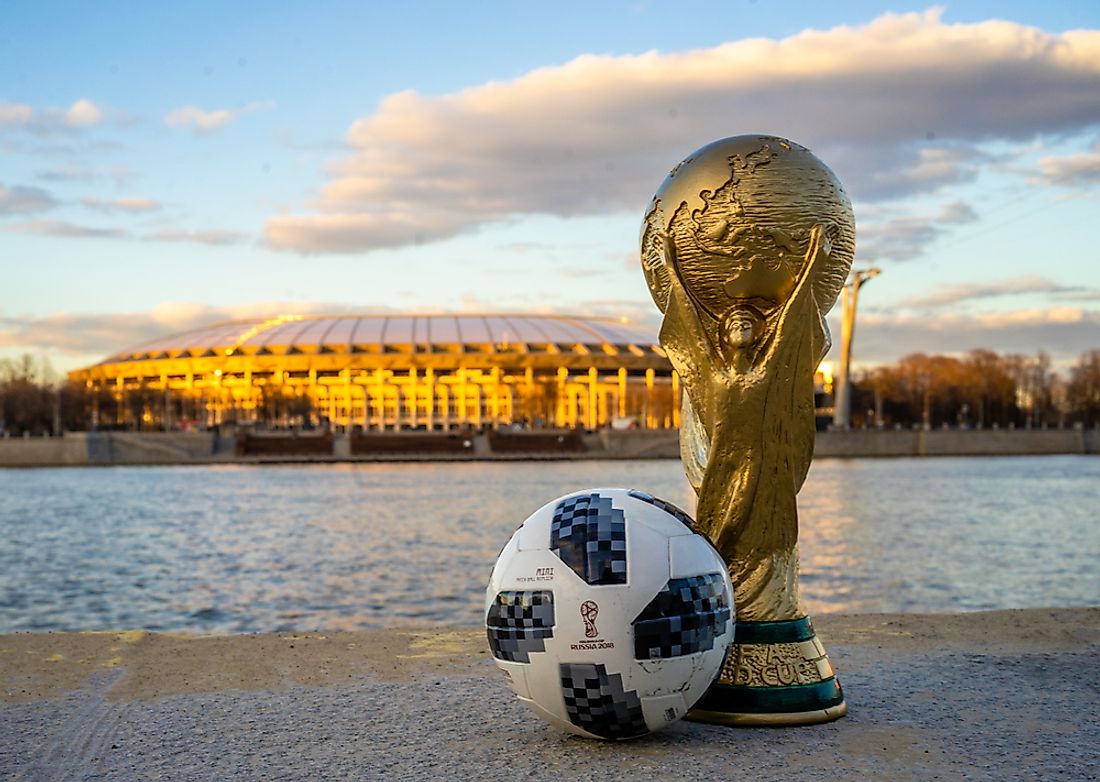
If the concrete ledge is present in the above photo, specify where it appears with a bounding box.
[814,428,1094,457]
[2,428,1099,467]
[3,608,1097,780]
[815,429,921,457]
[0,436,87,466]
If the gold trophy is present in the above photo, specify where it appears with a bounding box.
[640,135,855,726]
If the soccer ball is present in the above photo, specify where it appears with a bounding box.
[485,488,735,740]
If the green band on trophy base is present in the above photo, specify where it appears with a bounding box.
[685,617,847,727]
[731,617,816,645]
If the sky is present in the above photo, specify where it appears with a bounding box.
[2,1,1099,375]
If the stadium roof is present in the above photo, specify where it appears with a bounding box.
[101,314,662,363]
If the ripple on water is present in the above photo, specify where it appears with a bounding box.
[0,457,1097,633]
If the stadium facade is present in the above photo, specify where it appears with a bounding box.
[69,314,681,431]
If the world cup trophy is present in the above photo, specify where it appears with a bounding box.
[640,135,854,725]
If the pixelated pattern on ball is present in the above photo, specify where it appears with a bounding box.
[559,663,648,740]
[632,573,732,659]
[486,591,555,663]
[626,489,698,532]
[550,493,627,585]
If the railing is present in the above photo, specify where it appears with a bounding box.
[487,428,586,454]
[236,432,334,456]
[351,431,475,455]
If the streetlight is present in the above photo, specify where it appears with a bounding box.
[832,267,880,430]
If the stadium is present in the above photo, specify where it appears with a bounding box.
[68,314,681,431]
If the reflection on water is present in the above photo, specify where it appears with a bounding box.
[798,456,1100,616]
[0,457,1097,633]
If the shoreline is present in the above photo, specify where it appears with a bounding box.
[1,427,1098,467]
[3,607,1098,780]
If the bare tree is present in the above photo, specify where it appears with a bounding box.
[1067,350,1100,426]
[0,354,58,435]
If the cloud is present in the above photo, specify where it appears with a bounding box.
[896,275,1094,309]
[81,196,161,213]
[0,183,57,215]
[262,211,465,253]
[833,144,993,201]
[4,219,127,239]
[443,291,662,334]
[860,218,940,262]
[0,301,383,359]
[144,229,246,246]
[1058,290,1100,302]
[264,10,1100,254]
[558,299,661,334]
[1035,141,1100,187]
[858,199,979,262]
[0,100,33,126]
[829,307,1100,365]
[163,106,235,133]
[936,200,979,225]
[63,99,103,128]
[4,298,1092,370]
[36,164,135,186]
[163,101,273,134]
[4,219,244,245]
[0,99,107,133]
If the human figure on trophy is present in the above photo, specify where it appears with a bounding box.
[640,135,855,624]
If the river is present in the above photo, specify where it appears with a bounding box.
[0,456,1097,633]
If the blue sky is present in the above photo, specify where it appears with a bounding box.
[2,2,1099,374]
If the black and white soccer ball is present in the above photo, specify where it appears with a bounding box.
[485,488,735,740]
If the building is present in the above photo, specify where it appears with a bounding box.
[69,314,681,431]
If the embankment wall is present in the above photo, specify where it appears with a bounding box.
[0,436,88,466]
[815,427,1096,457]
[1,427,1097,466]
[0,432,226,467]
[1086,427,1100,454]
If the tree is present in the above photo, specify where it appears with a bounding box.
[0,354,58,435]
[851,350,1038,428]
[961,349,1017,428]
[1067,350,1100,426]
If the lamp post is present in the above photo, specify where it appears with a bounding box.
[832,267,880,430]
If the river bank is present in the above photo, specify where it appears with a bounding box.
[3,607,1097,781]
[1,427,1098,466]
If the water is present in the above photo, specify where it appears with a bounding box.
[0,457,1097,634]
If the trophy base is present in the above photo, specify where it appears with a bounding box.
[686,616,847,728]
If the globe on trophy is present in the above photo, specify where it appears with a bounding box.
[640,134,855,725]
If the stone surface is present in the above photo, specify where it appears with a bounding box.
[3,429,1098,467]
[2,608,1098,781]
